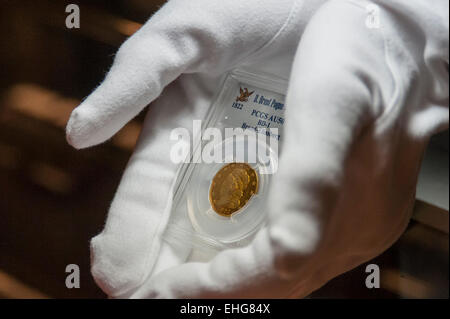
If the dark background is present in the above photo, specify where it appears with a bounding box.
[0,0,448,298]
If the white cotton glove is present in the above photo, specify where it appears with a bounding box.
[66,0,449,298]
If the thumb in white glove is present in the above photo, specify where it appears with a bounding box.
[66,0,449,298]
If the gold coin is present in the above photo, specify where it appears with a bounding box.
[209,163,258,217]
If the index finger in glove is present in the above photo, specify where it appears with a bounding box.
[65,0,295,149]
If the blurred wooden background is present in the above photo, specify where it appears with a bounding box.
[0,0,448,298]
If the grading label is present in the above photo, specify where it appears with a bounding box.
[218,82,286,141]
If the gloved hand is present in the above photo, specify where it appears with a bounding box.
[66,0,449,298]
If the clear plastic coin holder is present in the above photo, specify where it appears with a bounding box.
[164,68,288,255]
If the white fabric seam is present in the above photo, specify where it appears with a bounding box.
[345,0,404,126]
[231,0,301,68]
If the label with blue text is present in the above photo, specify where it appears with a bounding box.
[219,83,286,141]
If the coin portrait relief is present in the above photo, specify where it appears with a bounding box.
[209,163,259,217]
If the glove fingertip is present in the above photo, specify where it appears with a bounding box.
[66,105,97,149]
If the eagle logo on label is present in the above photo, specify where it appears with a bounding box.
[236,87,254,102]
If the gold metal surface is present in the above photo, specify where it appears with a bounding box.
[209,163,258,217]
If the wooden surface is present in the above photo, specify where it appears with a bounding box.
[0,0,448,299]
